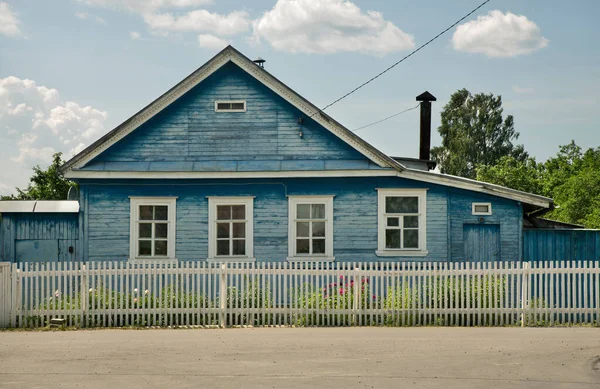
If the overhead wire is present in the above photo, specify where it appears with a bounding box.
[308,0,492,119]
[352,103,420,132]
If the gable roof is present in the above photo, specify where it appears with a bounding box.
[61,45,553,210]
[61,45,403,173]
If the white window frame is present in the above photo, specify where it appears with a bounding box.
[208,196,255,262]
[287,195,335,262]
[376,189,428,257]
[214,100,247,112]
[472,202,492,215]
[129,197,177,261]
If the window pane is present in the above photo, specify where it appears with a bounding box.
[232,222,245,238]
[139,206,153,220]
[217,240,230,256]
[231,102,244,110]
[155,223,168,238]
[154,206,168,220]
[296,222,310,237]
[217,223,230,238]
[385,229,401,249]
[217,102,230,110]
[231,205,245,220]
[404,216,419,228]
[217,205,231,220]
[232,239,245,255]
[474,204,490,213]
[387,217,399,227]
[296,239,309,254]
[313,239,325,254]
[139,240,152,256]
[386,196,418,213]
[154,240,168,256]
[404,230,419,248]
[311,204,325,219]
[312,222,325,237]
[139,223,152,238]
[297,204,310,219]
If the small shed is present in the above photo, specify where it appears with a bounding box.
[0,201,80,263]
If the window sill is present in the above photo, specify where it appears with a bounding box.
[375,250,429,257]
[286,256,336,263]
[128,258,178,264]
[207,257,256,263]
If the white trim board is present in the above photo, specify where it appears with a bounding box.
[65,167,552,208]
[400,168,552,209]
[62,46,402,173]
[65,169,399,179]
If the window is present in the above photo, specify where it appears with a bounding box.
[208,197,254,261]
[129,197,177,260]
[287,196,334,262]
[472,202,492,215]
[376,189,427,257]
[214,100,246,112]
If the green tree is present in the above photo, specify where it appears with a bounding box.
[431,89,528,179]
[1,153,77,200]
[476,141,600,229]
[544,143,600,228]
[476,156,544,195]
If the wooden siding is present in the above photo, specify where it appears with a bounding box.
[82,176,451,262]
[448,190,522,262]
[86,62,383,172]
[0,213,79,263]
[524,229,600,262]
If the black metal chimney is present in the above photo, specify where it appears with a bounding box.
[416,91,436,161]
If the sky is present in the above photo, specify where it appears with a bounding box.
[1,0,599,196]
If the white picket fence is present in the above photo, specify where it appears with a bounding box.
[0,260,599,328]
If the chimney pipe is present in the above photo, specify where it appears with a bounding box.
[416,91,436,161]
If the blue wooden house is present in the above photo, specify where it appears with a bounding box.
[1,46,558,264]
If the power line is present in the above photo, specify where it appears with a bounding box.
[352,103,420,132]
[310,0,492,118]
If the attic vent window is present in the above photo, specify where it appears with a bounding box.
[215,100,246,112]
[472,203,492,215]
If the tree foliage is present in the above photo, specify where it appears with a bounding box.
[1,153,77,201]
[431,89,528,179]
[476,141,600,229]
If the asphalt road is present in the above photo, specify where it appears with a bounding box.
[1,327,599,389]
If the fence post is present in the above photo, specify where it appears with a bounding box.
[219,263,227,328]
[81,264,87,328]
[10,264,20,328]
[521,262,530,327]
[353,267,360,325]
[0,263,10,328]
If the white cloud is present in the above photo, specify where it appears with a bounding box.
[0,180,15,196]
[0,76,109,192]
[197,34,228,49]
[0,2,21,37]
[130,31,141,40]
[252,0,414,55]
[452,10,548,58]
[75,11,106,24]
[78,0,213,14]
[143,10,250,36]
[513,85,535,94]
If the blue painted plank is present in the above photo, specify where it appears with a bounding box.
[84,62,383,172]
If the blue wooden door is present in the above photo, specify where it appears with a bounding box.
[463,224,500,262]
[15,240,59,263]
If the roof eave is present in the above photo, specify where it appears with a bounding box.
[400,168,553,209]
[61,45,404,174]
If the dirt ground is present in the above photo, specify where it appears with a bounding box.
[1,327,599,389]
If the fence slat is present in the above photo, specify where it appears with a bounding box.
[2,260,599,329]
